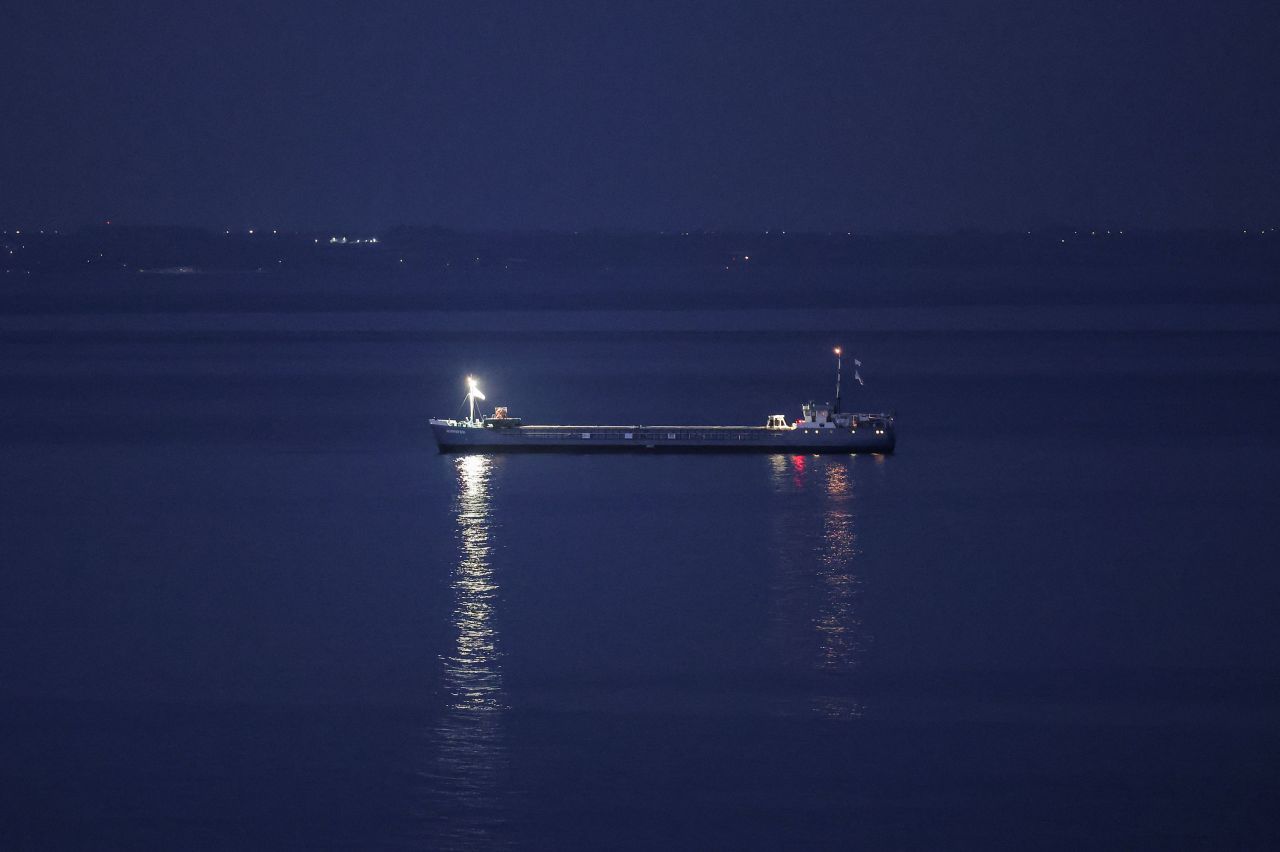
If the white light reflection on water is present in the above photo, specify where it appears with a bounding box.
[423,454,514,849]
[768,454,867,719]
[445,455,504,714]
[816,461,861,675]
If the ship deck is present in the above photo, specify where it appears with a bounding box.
[429,420,895,454]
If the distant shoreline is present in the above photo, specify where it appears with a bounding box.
[3,226,1278,276]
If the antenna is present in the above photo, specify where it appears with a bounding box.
[466,376,486,424]
[833,347,842,414]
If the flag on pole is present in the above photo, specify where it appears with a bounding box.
[854,369,864,386]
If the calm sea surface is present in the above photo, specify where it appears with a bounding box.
[3,267,1279,849]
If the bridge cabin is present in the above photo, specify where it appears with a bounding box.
[799,402,858,430]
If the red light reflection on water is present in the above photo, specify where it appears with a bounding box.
[790,454,806,488]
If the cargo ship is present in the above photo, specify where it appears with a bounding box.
[428,349,895,454]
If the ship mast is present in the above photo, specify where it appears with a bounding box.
[465,376,486,424]
[833,347,842,414]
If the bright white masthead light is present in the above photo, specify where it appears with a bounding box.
[465,376,486,423]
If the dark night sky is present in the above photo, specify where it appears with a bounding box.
[1,0,1276,231]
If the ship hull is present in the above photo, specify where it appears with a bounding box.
[429,422,895,454]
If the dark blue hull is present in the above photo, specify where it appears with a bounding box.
[429,422,896,454]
